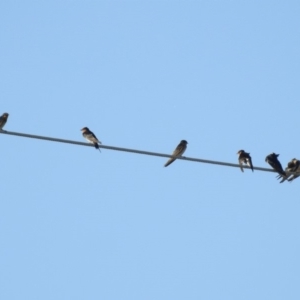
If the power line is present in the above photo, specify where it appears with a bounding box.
[0,129,279,173]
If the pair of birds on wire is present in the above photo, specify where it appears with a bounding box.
[237,149,300,183]
[83,121,188,166]
[82,129,187,167]
[1,112,299,178]
[83,129,188,167]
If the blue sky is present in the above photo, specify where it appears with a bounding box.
[1,1,300,299]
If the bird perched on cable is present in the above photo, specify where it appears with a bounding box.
[287,159,300,182]
[277,158,299,183]
[265,153,286,177]
[164,140,188,167]
[237,150,253,172]
[0,113,9,131]
[81,127,102,152]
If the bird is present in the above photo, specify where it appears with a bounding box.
[286,159,300,182]
[277,158,299,183]
[237,150,253,172]
[265,153,286,177]
[0,113,9,130]
[81,127,102,151]
[164,140,188,167]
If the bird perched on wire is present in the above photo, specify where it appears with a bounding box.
[265,153,286,177]
[81,127,102,152]
[164,140,188,167]
[0,113,9,131]
[287,159,300,182]
[277,158,300,183]
[237,150,253,172]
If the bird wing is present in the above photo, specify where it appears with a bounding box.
[247,156,254,172]
[271,159,286,176]
[164,143,186,167]
[85,132,101,144]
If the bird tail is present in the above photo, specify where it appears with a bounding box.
[164,158,176,167]
[249,162,254,172]
[93,143,102,153]
[279,177,287,183]
[280,171,287,177]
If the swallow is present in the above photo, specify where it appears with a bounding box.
[287,159,300,182]
[277,158,299,183]
[265,153,286,177]
[81,127,102,151]
[0,113,9,130]
[164,140,188,167]
[237,150,253,172]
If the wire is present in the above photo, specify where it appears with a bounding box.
[0,129,279,173]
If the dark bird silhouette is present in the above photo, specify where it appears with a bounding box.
[265,153,286,177]
[237,150,253,172]
[0,113,9,130]
[164,140,188,167]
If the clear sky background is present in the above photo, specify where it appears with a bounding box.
[1,1,300,299]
